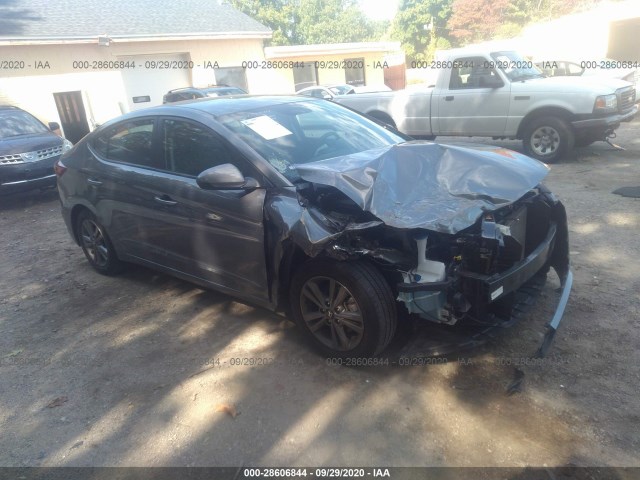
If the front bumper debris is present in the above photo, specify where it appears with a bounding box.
[572,104,637,130]
[396,209,572,358]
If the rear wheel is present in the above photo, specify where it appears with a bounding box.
[76,210,124,275]
[290,260,397,358]
[522,116,574,163]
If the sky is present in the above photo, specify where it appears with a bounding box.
[358,0,399,21]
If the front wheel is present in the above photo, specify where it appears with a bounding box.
[522,116,574,163]
[290,260,397,358]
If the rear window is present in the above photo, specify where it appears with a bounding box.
[92,118,157,168]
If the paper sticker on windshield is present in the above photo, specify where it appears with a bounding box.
[241,116,292,140]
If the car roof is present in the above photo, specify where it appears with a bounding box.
[176,95,309,116]
[102,96,315,126]
[167,85,238,94]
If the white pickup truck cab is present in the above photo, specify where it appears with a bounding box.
[335,49,638,162]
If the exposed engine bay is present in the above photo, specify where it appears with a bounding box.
[292,182,568,332]
[264,141,572,356]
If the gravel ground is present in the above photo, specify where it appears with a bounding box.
[0,118,639,468]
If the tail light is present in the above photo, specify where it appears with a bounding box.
[54,159,67,177]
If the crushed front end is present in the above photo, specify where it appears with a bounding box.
[394,185,571,357]
[280,142,573,356]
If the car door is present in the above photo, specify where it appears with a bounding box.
[145,116,269,302]
[87,117,173,265]
[434,56,511,136]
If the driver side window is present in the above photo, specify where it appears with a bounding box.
[161,119,232,177]
[450,57,499,90]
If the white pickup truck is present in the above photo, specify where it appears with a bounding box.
[335,49,638,163]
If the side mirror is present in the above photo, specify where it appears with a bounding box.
[48,122,61,131]
[196,163,258,190]
[479,75,504,88]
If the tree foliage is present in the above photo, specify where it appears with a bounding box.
[447,0,601,46]
[447,0,510,45]
[229,0,387,46]
[390,0,454,63]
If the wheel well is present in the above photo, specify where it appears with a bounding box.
[70,204,91,244]
[275,244,310,311]
[275,245,401,312]
[366,110,396,129]
[517,107,575,138]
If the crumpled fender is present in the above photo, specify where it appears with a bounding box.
[294,141,550,234]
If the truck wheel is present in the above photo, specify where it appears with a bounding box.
[290,260,397,358]
[522,116,574,163]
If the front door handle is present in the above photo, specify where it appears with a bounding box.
[154,195,177,206]
[444,96,454,101]
[87,178,102,186]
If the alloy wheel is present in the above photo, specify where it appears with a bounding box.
[299,276,364,351]
[80,219,109,268]
[530,125,560,156]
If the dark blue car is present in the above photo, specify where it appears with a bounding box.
[0,106,73,195]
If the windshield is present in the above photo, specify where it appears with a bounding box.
[218,99,406,182]
[491,51,545,81]
[204,87,246,97]
[329,85,354,95]
[0,109,49,139]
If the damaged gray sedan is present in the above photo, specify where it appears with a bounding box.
[56,97,572,358]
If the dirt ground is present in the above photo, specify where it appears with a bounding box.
[1,118,639,470]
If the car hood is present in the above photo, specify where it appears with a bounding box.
[516,75,632,94]
[294,141,549,234]
[0,132,63,155]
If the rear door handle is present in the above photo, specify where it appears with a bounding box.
[444,96,454,101]
[87,178,102,186]
[154,195,177,206]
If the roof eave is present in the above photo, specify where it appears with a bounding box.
[0,31,272,46]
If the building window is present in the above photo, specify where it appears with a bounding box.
[214,67,248,91]
[344,57,365,86]
[293,63,318,91]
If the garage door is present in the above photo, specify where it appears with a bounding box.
[119,53,192,111]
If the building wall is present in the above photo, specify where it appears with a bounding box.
[265,51,392,91]
[517,0,640,61]
[0,38,266,131]
[0,39,404,139]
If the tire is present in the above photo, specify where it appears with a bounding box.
[290,259,397,358]
[522,116,574,163]
[76,210,124,275]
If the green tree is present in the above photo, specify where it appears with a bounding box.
[229,0,386,46]
[390,0,454,63]
[295,0,384,44]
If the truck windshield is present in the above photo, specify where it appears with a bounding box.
[491,51,545,81]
